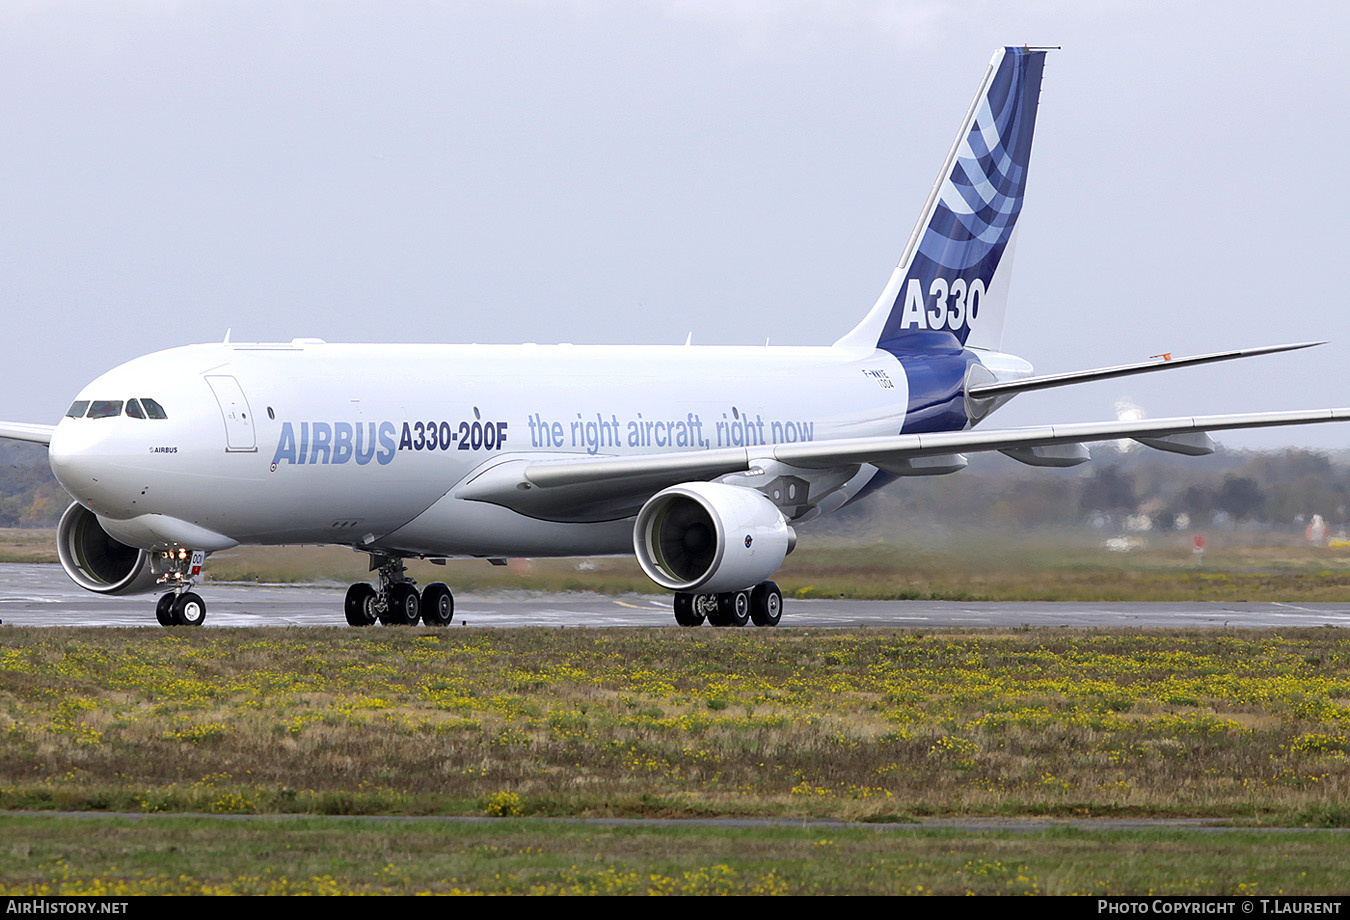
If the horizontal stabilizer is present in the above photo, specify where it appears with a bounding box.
[968,342,1322,400]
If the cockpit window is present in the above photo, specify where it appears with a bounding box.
[86,400,123,419]
[66,398,164,420]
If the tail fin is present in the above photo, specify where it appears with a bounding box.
[836,46,1049,355]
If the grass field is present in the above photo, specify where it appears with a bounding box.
[4,527,1350,894]
[4,815,1350,895]
[4,626,1350,822]
[4,626,1350,894]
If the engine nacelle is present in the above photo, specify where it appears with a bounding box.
[57,502,161,596]
[634,482,794,594]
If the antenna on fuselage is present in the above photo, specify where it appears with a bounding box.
[223,328,232,344]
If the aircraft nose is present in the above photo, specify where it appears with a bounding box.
[48,421,113,508]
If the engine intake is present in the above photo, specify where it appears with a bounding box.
[57,502,160,595]
[634,482,793,594]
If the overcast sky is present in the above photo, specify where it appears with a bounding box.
[1,1,1347,449]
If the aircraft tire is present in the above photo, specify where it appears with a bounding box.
[422,583,454,627]
[155,593,176,627]
[714,591,750,627]
[382,583,421,626]
[673,593,705,627]
[750,581,783,627]
[172,592,206,627]
[345,583,378,627]
[704,594,729,626]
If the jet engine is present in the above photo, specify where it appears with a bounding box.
[56,502,160,595]
[634,482,794,594]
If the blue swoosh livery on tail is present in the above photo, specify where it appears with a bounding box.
[838,46,1047,364]
[882,47,1045,354]
[836,47,1048,436]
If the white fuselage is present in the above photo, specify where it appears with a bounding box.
[46,341,1031,560]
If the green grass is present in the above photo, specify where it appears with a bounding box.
[6,626,1350,895]
[5,627,1350,822]
[2,815,1349,895]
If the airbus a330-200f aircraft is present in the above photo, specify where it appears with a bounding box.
[2,46,1347,628]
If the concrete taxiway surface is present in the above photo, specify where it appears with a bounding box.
[1,563,1348,629]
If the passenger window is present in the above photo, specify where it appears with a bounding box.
[65,401,90,419]
[141,398,168,419]
[87,400,123,419]
[125,399,146,419]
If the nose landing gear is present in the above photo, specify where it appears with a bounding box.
[153,549,208,627]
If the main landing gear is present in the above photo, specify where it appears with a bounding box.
[344,555,455,627]
[673,581,782,628]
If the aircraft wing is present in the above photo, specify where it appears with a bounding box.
[0,423,55,446]
[467,407,1350,502]
[762,408,1350,470]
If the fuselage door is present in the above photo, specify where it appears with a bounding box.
[204,374,257,452]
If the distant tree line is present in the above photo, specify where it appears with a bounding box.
[0,441,67,527]
[827,446,1350,536]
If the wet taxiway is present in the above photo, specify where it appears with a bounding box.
[1,563,1348,629]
